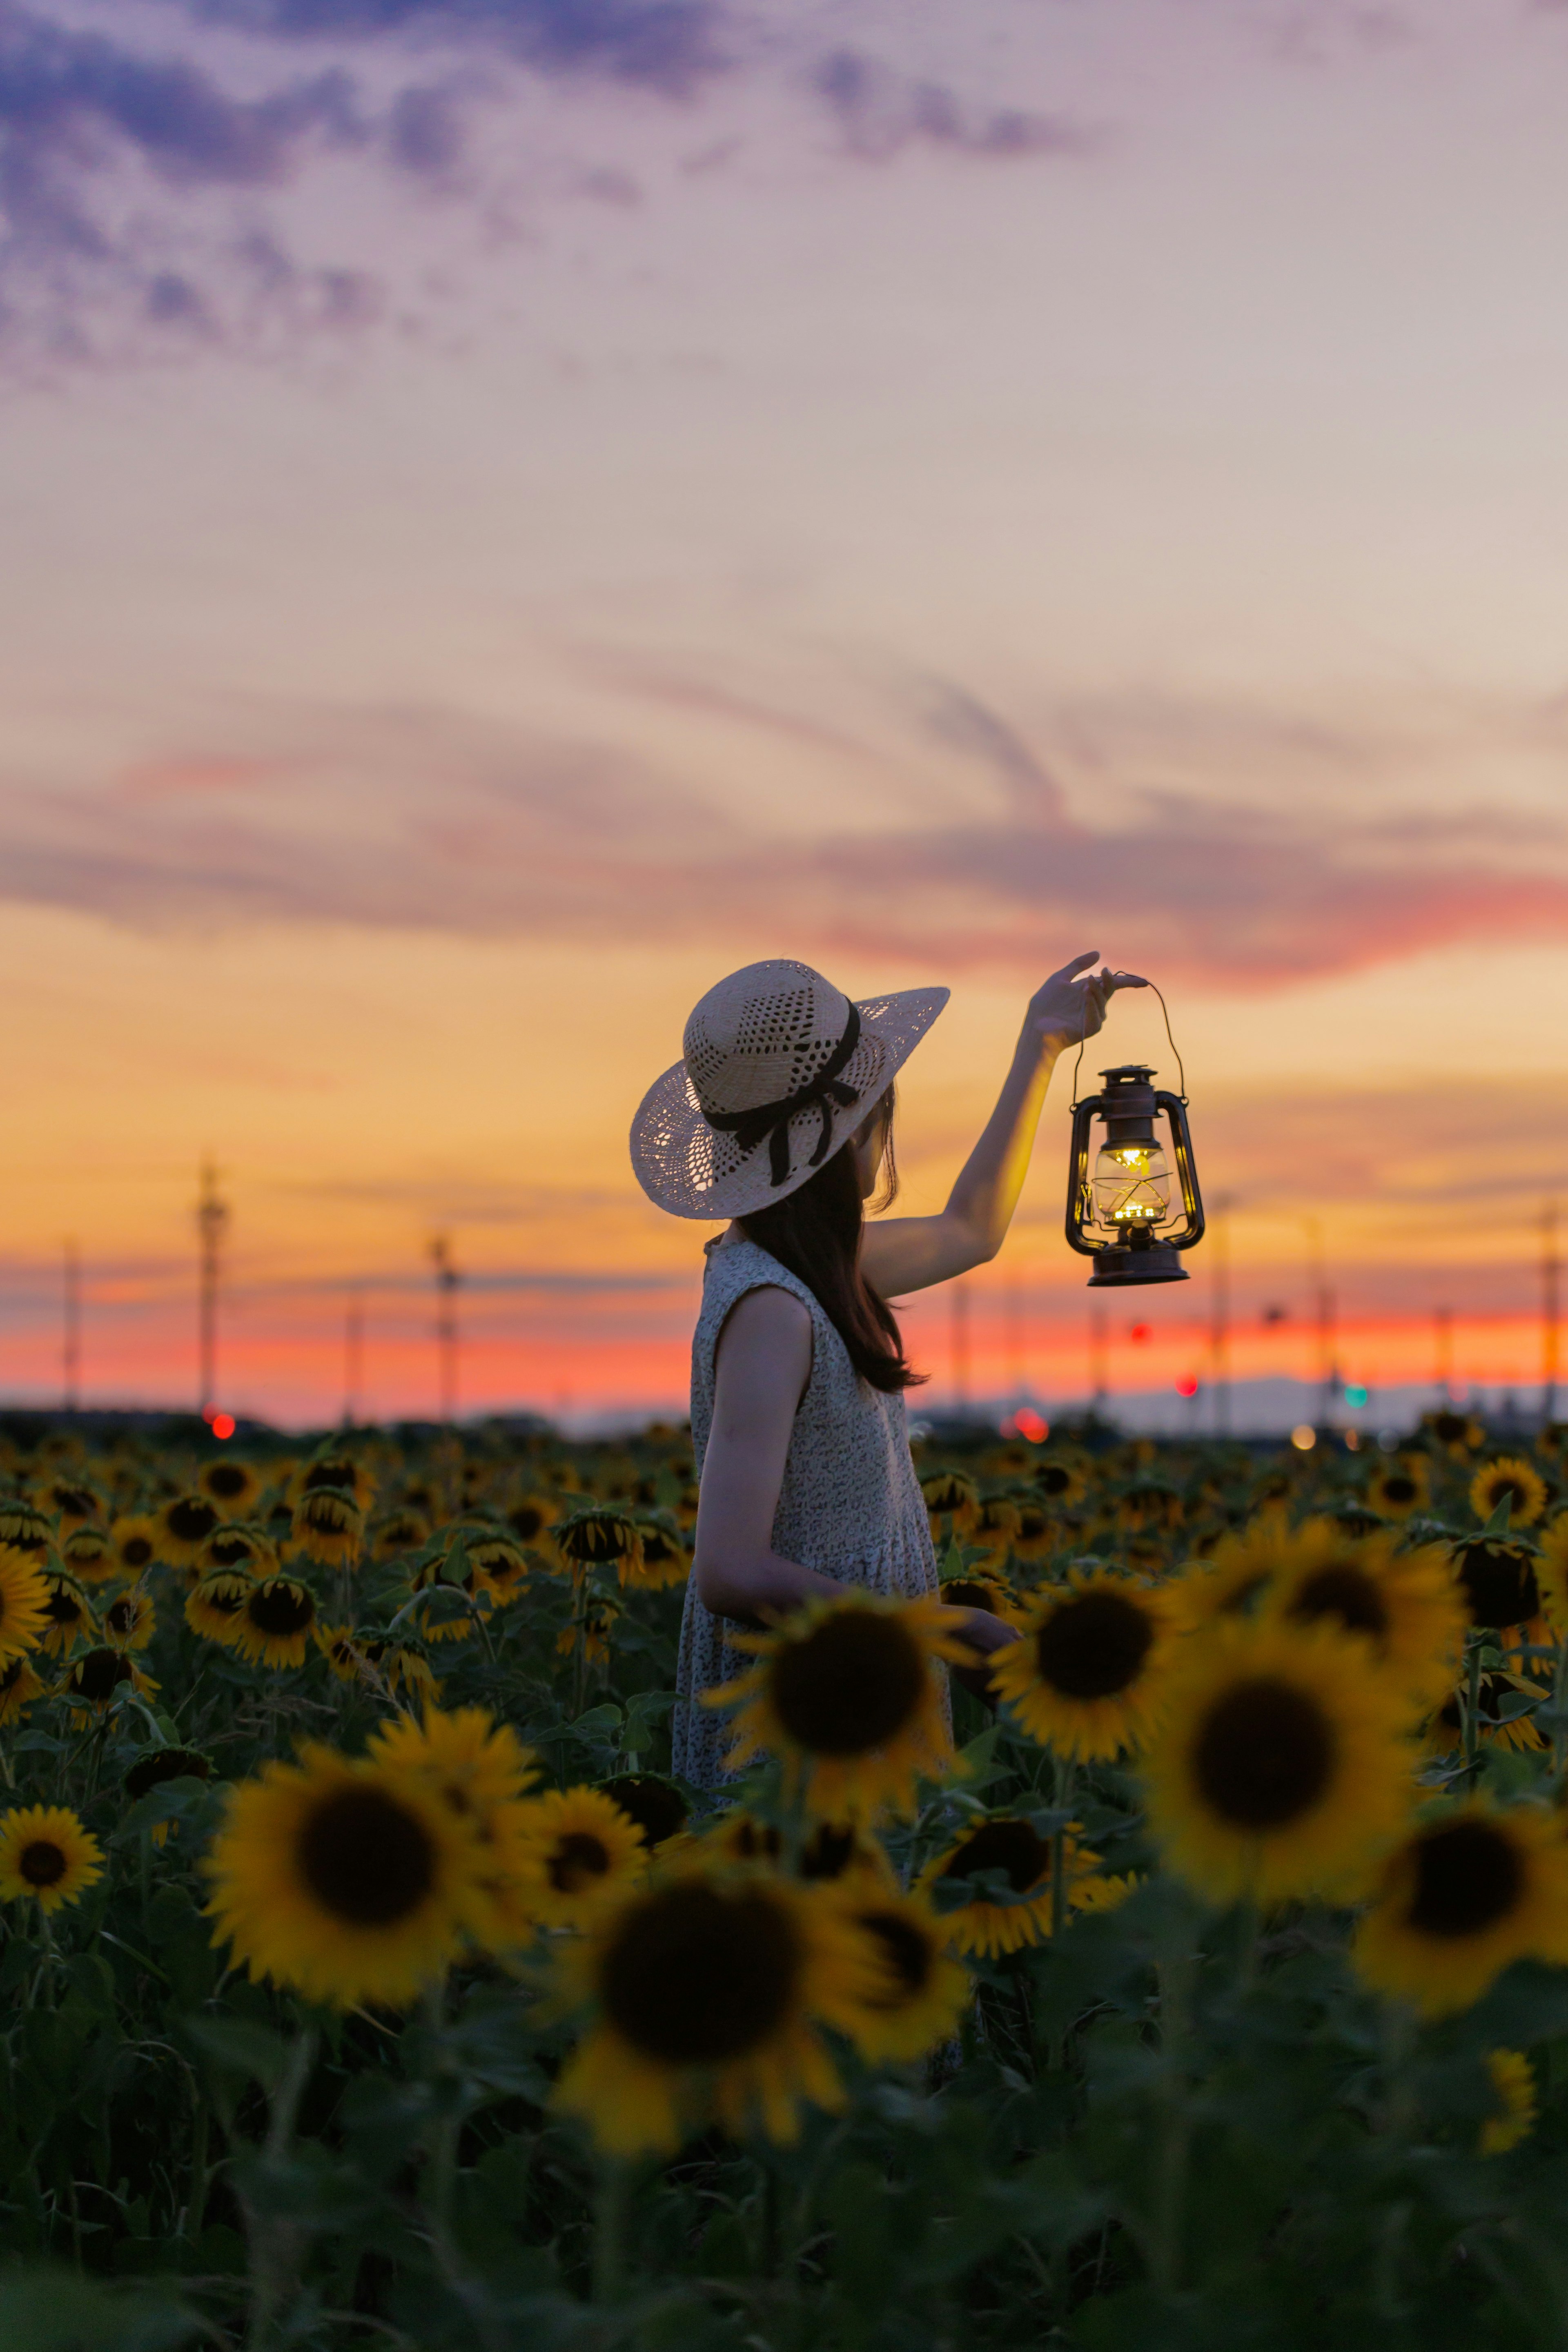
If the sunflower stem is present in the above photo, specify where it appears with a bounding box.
[1463,1635,1484,1787]
[244,2026,316,2352]
[592,2156,632,2304]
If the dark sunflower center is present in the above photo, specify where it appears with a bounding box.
[0,1658,22,1693]
[44,1591,82,1624]
[1456,1542,1540,1630]
[298,1786,434,1926]
[200,1580,246,1616]
[799,1823,858,1880]
[206,1465,249,1499]
[547,1831,610,1893]
[305,1461,354,1492]
[72,1648,131,1701]
[1383,1476,1417,1505]
[1435,1413,1468,1443]
[941,1817,1051,1895]
[1407,1819,1523,1938]
[1035,1589,1154,1700]
[20,1839,66,1887]
[169,1499,219,1543]
[770,1611,926,1756]
[121,1537,154,1568]
[510,1504,545,1541]
[860,1908,933,2005]
[942,1580,998,1615]
[1287,1565,1389,1641]
[1040,1466,1072,1497]
[126,1747,209,1800]
[1489,1478,1530,1512]
[728,1817,782,1864]
[54,1488,93,1516]
[210,1534,254,1566]
[247,1582,314,1636]
[599,1775,688,1849]
[107,1599,136,1635]
[601,1884,801,2065]
[1191,1676,1334,1830]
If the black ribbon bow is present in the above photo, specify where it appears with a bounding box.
[704,1004,863,1187]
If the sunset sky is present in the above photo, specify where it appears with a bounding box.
[3,0,1568,1428]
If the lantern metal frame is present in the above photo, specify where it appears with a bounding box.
[1065,1062,1205,1288]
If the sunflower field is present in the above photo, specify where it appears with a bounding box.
[8,1410,1568,2349]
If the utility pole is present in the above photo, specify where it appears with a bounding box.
[196,1160,229,1420]
[1005,1275,1025,1403]
[950,1282,970,1414]
[430,1236,459,1424]
[1302,1215,1337,1428]
[62,1239,80,1414]
[1210,1199,1232,1439]
[1434,1305,1454,1404]
[343,1287,364,1428]
[1544,1202,1560,1429]
[1089,1302,1109,1412]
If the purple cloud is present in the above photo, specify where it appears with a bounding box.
[811,48,1099,165]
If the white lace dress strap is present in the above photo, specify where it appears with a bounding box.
[671,1237,940,1791]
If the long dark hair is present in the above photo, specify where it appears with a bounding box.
[739,1090,924,1394]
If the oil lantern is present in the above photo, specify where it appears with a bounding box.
[1065,1063,1205,1287]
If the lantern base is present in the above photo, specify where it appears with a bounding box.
[1085,1240,1191,1288]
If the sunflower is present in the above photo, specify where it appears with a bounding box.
[937,1569,1017,1623]
[988,1570,1174,1762]
[290,1454,377,1515]
[0,1655,45,1725]
[502,1785,647,1929]
[710,1592,967,1822]
[0,1545,49,1662]
[31,1477,103,1535]
[230,1576,318,1669]
[1169,1523,1286,1632]
[1451,1538,1542,1636]
[381,1643,441,1703]
[839,1889,972,2062]
[617,1519,690,1592]
[505,1494,554,1550]
[597,1773,690,1852]
[1537,1515,1568,1634]
[1353,1802,1568,2018]
[553,1506,644,1582]
[1261,1520,1463,1711]
[370,1507,433,1564]
[1142,1618,1414,1907]
[314,1623,370,1682]
[1423,1408,1486,1457]
[554,1591,620,1667]
[61,1526,117,1588]
[102,1587,155,1653]
[1036,1459,1089,1510]
[1470,1456,1548,1530]
[204,1745,481,2007]
[551,1864,881,2154]
[0,1501,56,1558]
[457,1528,530,1604]
[971,1497,1022,1565]
[37,1573,94,1659]
[1070,1871,1140,1914]
[411,1555,484,1644]
[920,1468,979,1534]
[198,1458,264,1518]
[1367,1457,1430,1520]
[367,1705,537,1835]
[186,1565,256,1644]
[1480,2049,1537,2156]
[62,1645,156,1713]
[125,1746,213,1845]
[196,1521,279,1583]
[1425,1669,1547,1757]
[107,1517,160,1581]
[916,1815,1094,1957]
[291,1487,365,1571]
[154,1493,223,1568]
[0,1804,103,1914]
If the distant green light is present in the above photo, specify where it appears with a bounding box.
[1344,1384,1369,1409]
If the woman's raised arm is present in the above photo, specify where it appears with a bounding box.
[860,951,1145,1301]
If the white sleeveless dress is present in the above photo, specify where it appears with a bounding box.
[671,1236,942,1790]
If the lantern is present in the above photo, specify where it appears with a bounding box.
[1065,1063,1204,1287]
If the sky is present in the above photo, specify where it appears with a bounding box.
[2,0,1568,1428]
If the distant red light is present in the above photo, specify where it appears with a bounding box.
[211,1412,236,1441]
[1129,1323,1152,1343]
[1176,1375,1198,1399]
[1013,1408,1049,1444]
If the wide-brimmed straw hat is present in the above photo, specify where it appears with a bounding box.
[631,958,949,1221]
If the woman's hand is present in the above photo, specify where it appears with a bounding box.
[941,1602,1020,1704]
[1027,951,1147,1056]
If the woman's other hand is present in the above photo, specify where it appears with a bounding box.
[1028,951,1147,1054]
[941,1601,1020,1704]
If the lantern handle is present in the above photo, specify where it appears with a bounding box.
[1068,973,1188,1107]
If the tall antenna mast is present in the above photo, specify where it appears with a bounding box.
[1544,1200,1560,1430]
[343,1286,365,1428]
[62,1239,80,1414]
[429,1236,459,1424]
[196,1160,229,1420]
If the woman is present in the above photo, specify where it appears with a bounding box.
[630,951,1143,1788]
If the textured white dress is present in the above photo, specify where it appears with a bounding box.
[671,1236,942,1790]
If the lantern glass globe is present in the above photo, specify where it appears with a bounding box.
[1091,1138,1171,1231]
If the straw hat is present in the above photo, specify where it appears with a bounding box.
[631,959,949,1221]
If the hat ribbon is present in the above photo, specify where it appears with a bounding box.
[703,1004,863,1187]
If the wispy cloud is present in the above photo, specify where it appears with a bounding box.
[809,48,1099,165]
[6,682,1568,989]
